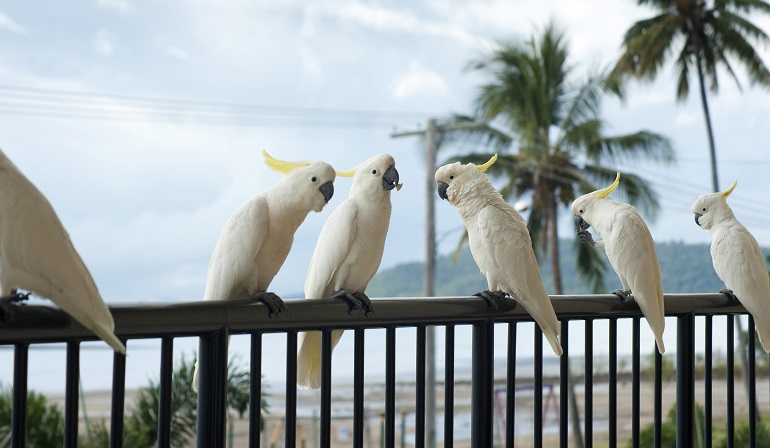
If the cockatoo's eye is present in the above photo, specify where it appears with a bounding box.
[311,176,317,182]
[702,207,706,212]
[449,175,454,180]
[579,209,584,214]
[372,169,378,175]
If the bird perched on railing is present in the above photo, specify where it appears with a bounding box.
[193,150,336,392]
[0,149,125,354]
[572,173,665,353]
[435,154,563,356]
[297,154,401,389]
[692,181,770,353]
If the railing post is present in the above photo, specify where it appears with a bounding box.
[676,314,695,447]
[12,343,28,448]
[471,320,493,448]
[196,329,229,448]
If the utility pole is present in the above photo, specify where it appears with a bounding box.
[392,118,487,447]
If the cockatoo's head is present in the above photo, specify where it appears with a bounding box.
[570,172,620,230]
[263,150,336,213]
[434,154,497,205]
[691,181,737,230]
[336,153,402,198]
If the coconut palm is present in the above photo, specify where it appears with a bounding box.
[612,0,770,193]
[441,21,675,294]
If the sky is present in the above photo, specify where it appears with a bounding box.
[1,1,770,391]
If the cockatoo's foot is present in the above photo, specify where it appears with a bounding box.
[0,290,30,322]
[577,230,597,247]
[612,289,631,303]
[333,290,373,315]
[719,288,739,302]
[249,291,287,317]
[473,290,508,311]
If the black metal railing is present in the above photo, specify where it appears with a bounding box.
[0,293,765,447]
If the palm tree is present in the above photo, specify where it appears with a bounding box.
[612,0,770,193]
[442,21,675,295]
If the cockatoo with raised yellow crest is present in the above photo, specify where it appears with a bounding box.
[435,154,563,356]
[296,154,401,389]
[193,150,336,392]
[0,149,125,354]
[692,181,770,353]
[572,173,665,353]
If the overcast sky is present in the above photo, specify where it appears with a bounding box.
[1,0,770,304]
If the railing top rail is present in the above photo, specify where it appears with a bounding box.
[0,293,746,345]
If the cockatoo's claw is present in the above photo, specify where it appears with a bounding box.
[333,289,363,314]
[577,230,596,247]
[473,290,507,311]
[352,292,374,316]
[250,291,287,317]
[612,289,631,302]
[719,288,739,302]
[0,290,30,322]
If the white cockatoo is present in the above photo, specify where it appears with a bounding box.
[435,154,563,356]
[193,150,336,392]
[692,181,770,353]
[296,154,401,389]
[0,149,125,354]
[571,173,665,353]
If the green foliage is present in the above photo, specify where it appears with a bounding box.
[629,402,715,448]
[716,419,770,448]
[0,386,65,447]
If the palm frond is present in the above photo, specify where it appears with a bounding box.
[586,131,676,165]
[573,237,608,293]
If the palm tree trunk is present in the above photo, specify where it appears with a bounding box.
[547,195,585,448]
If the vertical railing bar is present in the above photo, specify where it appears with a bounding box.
[444,325,455,448]
[609,318,617,448]
[727,315,734,448]
[632,317,640,448]
[559,320,569,448]
[585,319,593,448]
[11,342,29,448]
[654,347,662,448]
[507,322,517,448]
[534,326,543,448]
[64,341,80,448]
[320,330,333,448]
[249,332,263,448]
[415,325,426,448]
[705,316,712,448]
[196,330,228,448]
[385,327,397,448]
[285,331,298,448]
[353,328,365,448]
[158,337,174,448]
[676,314,695,448]
[748,316,756,448]
[110,340,127,448]
[471,320,494,448]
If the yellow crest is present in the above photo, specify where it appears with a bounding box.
[594,172,620,199]
[335,167,357,178]
[262,150,310,174]
[476,153,498,172]
[720,180,737,199]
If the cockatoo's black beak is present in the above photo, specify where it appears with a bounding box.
[382,165,400,191]
[437,182,449,200]
[694,213,703,227]
[319,182,334,203]
[574,215,590,232]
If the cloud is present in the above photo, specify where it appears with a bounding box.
[390,61,448,100]
[167,45,190,61]
[94,28,116,55]
[0,11,25,34]
[96,0,132,13]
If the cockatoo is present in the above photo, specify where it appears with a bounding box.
[0,149,125,354]
[692,181,770,353]
[296,154,401,389]
[435,154,563,356]
[193,150,336,392]
[571,173,665,353]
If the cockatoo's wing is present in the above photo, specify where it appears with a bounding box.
[607,212,665,353]
[203,198,269,302]
[714,225,770,352]
[477,204,563,356]
[304,200,358,299]
[0,162,125,354]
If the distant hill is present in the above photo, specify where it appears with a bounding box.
[367,240,768,297]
